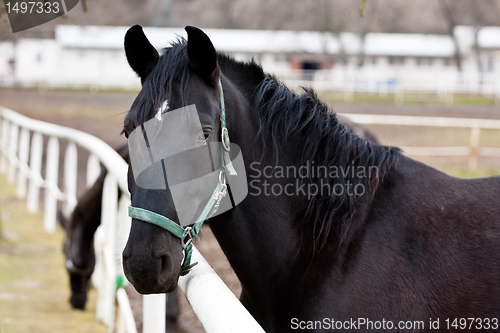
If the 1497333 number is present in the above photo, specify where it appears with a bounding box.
[445,318,498,330]
[5,2,60,14]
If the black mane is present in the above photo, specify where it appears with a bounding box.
[253,77,402,250]
[126,40,401,251]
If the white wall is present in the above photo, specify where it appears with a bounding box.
[0,41,14,85]
[15,39,59,86]
[56,47,139,89]
[12,39,140,89]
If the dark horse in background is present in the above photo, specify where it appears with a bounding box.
[58,144,179,330]
[121,25,500,332]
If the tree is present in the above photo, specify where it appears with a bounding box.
[438,0,463,71]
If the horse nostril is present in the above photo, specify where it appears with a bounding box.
[122,245,132,262]
[70,292,88,310]
[159,253,174,280]
[122,253,135,284]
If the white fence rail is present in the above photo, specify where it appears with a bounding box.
[0,106,265,333]
[282,69,500,101]
[339,113,500,169]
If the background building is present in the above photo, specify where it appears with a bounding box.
[1,25,499,95]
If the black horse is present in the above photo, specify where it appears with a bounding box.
[59,144,179,330]
[121,25,500,333]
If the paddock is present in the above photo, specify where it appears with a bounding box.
[0,87,499,333]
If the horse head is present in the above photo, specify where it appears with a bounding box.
[122,25,225,294]
[60,206,97,309]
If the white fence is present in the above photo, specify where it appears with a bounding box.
[283,69,500,102]
[339,113,500,169]
[0,106,265,333]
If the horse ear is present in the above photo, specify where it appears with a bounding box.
[185,26,219,82]
[124,25,159,80]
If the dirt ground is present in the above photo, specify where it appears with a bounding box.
[0,178,108,333]
[0,88,499,332]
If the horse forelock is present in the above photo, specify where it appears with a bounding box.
[127,38,191,131]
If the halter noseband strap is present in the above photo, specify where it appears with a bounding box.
[128,78,235,276]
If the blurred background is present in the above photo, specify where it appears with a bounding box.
[0,0,499,172]
[0,0,500,96]
[0,1,499,332]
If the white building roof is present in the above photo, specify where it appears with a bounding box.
[55,25,358,54]
[364,33,455,57]
[478,27,500,49]
[56,25,500,57]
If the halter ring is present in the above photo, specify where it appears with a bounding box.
[219,170,227,184]
[221,127,230,151]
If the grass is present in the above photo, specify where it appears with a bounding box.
[2,87,498,107]
[444,169,500,179]
[0,177,107,333]
[318,92,498,105]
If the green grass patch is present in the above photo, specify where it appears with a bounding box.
[452,95,496,105]
[318,92,498,106]
[442,169,500,179]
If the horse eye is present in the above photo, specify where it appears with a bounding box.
[199,129,211,142]
[121,127,129,139]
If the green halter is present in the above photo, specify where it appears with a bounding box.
[128,78,236,276]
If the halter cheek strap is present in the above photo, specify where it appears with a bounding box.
[219,79,237,177]
[128,78,235,276]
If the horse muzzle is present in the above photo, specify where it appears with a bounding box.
[122,222,182,294]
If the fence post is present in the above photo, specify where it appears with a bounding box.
[64,142,78,217]
[116,288,138,333]
[44,137,59,233]
[496,83,500,105]
[444,90,454,105]
[16,128,30,198]
[468,126,481,170]
[395,88,404,105]
[0,119,10,173]
[87,153,101,188]
[143,294,166,333]
[344,87,353,103]
[94,226,106,323]
[99,174,118,332]
[116,194,131,278]
[27,132,43,213]
[7,123,19,184]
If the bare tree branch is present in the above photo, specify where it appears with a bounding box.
[359,0,367,17]
[437,0,463,71]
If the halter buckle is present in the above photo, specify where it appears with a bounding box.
[221,127,230,151]
[212,183,227,212]
[181,226,193,250]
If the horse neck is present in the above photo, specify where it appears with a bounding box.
[209,70,401,327]
[210,75,316,322]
